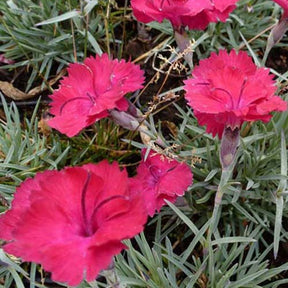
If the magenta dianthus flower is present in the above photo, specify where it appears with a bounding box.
[184,49,287,138]
[131,0,238,31]
[48,53,145,137]
[130,149,193,216]
[0,161,147,286]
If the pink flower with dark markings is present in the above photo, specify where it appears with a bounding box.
[0,161,147,286]
[130,149,193,216]
[184,49,287,138]
[48,54,144,137]
[131,0,238,31]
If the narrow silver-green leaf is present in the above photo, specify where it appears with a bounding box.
[273,130,287,258]
[35,10,80,26]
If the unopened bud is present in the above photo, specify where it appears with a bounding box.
[109,109,140,131]
[220,126,240,169]
[174,30,193,69]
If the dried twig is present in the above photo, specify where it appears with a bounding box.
[0,69,66,100]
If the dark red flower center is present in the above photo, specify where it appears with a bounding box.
[80,172,126,237]
[59,92,96,115]
[149,165,163,183]
[148,165,176,186]
[197,78,247,110]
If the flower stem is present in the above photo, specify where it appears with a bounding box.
[206,128,240,284]
[210,168,233,232]
[174,30,193,69]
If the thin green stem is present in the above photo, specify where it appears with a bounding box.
[104,0,111,55]
[68,0,77,62]
[206,135,240,285]
[119,0,128,58]
[80,0,89,59]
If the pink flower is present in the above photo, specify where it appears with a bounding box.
[0,161,147,286]
[184,50,287,138]
[48,54,145,137]
[131,0,238,30]
[130,149,193,216]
